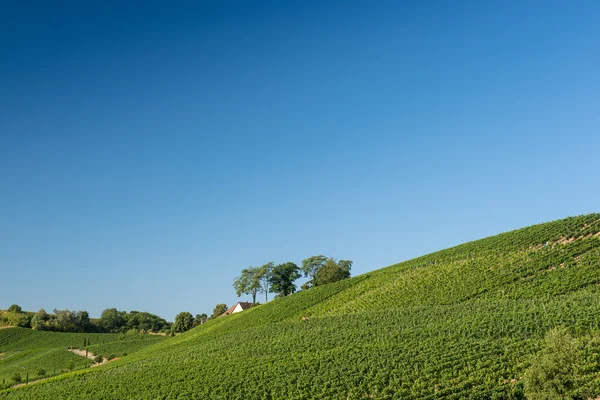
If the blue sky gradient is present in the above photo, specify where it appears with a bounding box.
[1,1,599,320]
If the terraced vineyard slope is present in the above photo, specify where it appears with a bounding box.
[0,328,165,389]
[2,214,600,399]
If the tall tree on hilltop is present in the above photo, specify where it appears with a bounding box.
[174,312,194,333]
[233,267,262,305]
[259,262,274,302]
[269,262,301,297]
[301,255,328,289]
[301,256,353,288]
[314,259,352,286]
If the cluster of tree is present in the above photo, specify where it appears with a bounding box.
[301,256,352,290]
[233,256,352,304]
[99,308,171,333]
[172,312,208,333]
[30,309,98,332]
[1,305,171,334]
[172,303,237,334]
[0,304,34,328]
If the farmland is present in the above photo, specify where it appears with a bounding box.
[2,214,600,399]
[0,328,165,388]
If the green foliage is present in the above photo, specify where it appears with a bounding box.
[301,256,352,288]
[210,304,228,319]
[233,267,263,305]
[3,307,169,334]
[2,214,600,399]
[301,255,328,288]
[30,309,49,330]
[36,369,45,378]
[193,314,208,327]
[7,306,21,314]
[99,309,170,333]
[259,262,274,302]
[313,258,352,286]
[524,328,585,400]
[5,313,31,329]
[0,306,33,328]
[269,262,301,297]
[173,312,194,333]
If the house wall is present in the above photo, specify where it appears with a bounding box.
[233,304,244,313]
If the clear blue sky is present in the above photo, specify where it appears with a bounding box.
[1,1,598,321]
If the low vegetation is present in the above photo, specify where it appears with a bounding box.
[0,328,165,389]
[1,214,599,399]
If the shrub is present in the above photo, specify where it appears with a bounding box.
[524,327,586,400]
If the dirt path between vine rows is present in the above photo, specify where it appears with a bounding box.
[67,348,118,367]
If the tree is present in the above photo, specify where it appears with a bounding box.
[194,313,208,326]
[7,311,31,328]
[173,312,194,333]
[210,304,228,319]
[269,262,301,297]
[259,262,274,302]
[301,255,328,288]
[233,267,262,305]
[524,327,584,400]
[7,304,22,313]
[76,311,90,326]
[314,259,352,286]
[31,309,49,330]
[301,256,352,288]
[53,309,77,332]
[99,308,125,332]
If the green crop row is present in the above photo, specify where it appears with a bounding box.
[1,213,599,399]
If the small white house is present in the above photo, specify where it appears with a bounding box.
[220,302,253,317]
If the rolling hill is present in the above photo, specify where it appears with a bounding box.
[0,328,165,389]
[2,214,600,399]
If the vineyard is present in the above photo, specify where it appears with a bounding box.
[2,214,600,399]
[0,328,165,388]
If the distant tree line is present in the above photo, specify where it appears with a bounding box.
[99,308,171,333]
[0,304,171,334]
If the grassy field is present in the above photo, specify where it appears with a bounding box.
[0,328,166,388]
[1,214,599,399]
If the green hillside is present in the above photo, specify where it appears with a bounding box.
[0,328,165,388]
[2,214,600,399]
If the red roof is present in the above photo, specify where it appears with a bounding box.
[220,302,253,317]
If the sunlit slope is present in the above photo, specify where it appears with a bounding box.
[2,214,600,399]
[0,328,165,387]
